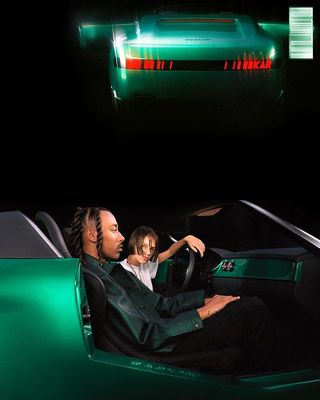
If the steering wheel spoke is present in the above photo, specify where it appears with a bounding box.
[167,247,195,294]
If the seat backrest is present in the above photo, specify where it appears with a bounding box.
[35,211,72,258]
[62,226,71,251]
[82,267,242,373]
[81,267,125,355]
[82,268,106,318]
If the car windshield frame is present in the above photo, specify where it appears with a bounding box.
[176,201,320,256]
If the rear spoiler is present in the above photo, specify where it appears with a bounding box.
[258,22,289,39]
[78,22,136,49]
[78,21,288,49]
[258,22,318,41]
[78,21,317,50]
[158,18,237,24]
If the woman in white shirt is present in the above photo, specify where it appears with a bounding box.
[120,226,205,291]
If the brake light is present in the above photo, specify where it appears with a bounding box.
[223,59,272,70]
[115,57,279,71]
[125,58,174,70]
[125,58,142,69]
[159,18,236,24]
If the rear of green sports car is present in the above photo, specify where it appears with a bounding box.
[109,10,285,108]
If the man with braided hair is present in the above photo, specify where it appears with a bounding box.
[69,206,290,373]
[69,207,125,266]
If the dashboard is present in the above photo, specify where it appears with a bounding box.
[193,246,319,321]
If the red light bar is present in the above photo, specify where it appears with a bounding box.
[125,58,142,69]
[125,58,174,70]
[224,59,272,70]
[117,58,278,71]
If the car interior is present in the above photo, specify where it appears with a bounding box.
[32,210,242,373]
[30,206,320,376]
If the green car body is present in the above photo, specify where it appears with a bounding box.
[79,8,286,109]
[1,204,320,400]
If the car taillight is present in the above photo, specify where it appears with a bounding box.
[125,58,174,70]
[115,57,281,71]
[223,59,272,70]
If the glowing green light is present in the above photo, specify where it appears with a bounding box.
[289,7,313,59]
[269,47,276,59]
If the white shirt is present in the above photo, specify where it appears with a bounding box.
[120,258,159,291]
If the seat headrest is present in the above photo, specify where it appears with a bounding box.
[35,211,72,258]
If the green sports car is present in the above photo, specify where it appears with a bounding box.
[79,4,286,111]
[1,201,320,399]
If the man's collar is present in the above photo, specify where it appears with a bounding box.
[83,253,116,274]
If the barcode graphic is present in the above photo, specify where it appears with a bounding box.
[289,7,313,59]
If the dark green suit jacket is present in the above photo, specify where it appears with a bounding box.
[84,254,205,353]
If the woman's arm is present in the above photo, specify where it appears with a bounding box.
[158,235,205,264]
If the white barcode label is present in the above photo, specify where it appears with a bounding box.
[289,7,313,59]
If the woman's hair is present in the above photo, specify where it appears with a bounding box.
[69,206,109,267]
[128,226,159,262]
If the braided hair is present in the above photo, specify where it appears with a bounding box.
[69,206,109,267]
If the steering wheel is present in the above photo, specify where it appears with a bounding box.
[167,247,195,294]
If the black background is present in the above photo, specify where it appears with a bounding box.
[3,0,319,235]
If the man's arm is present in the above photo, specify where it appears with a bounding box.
[197,295,240,320]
